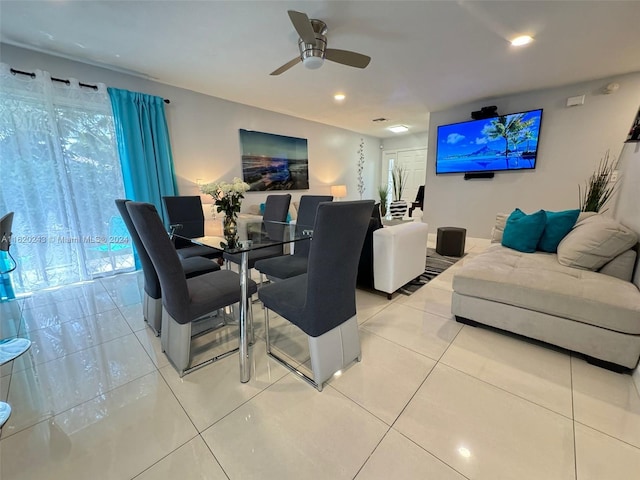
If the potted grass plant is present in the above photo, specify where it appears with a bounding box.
[389,165,408,218]
[378,185,389,217]
[579,150,619,213]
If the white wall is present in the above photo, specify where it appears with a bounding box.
[382,131,428,151]
[1,44,382,210]
[612,141,640,389]
[615,142,640,286]
[425,72,640,237]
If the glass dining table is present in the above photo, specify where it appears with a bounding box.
[177,220,313,383]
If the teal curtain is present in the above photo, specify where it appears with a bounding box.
[107,88,178,224]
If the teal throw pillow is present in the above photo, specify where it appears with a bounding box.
[501,208,547,253]
[259,203,266,215]
[537,209,580,253]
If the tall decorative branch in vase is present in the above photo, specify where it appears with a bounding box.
[357,138,365,199]
[579,150,619,213]
[200,177,250,249]
[389,165,408,218]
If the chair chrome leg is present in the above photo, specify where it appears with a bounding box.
[263,308,322,391]
[179,346,239,376]
[266,348,322,391]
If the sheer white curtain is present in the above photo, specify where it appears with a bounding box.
[0,63,133,294]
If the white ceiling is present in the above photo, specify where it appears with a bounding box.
[2,1,639,138]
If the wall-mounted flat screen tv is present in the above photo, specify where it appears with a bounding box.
[435,109,543,174]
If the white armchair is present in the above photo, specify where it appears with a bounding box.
[373,221,429,298]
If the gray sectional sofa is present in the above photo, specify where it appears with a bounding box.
[452,213,640,370]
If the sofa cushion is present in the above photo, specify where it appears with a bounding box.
[537,209,580,253]
[598,249,637,282]
[247,204,261,215]
[557,215,638,270]
[575,211,598,226]
[491,211,595,244]
[490,213,508,243]
[502,209,547,253]
[452,244,640,334]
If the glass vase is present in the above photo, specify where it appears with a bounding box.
[223,214,239,249]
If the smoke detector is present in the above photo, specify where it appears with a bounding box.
[603,83,620,94]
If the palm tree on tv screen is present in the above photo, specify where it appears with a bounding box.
[522,128,536,166]
[483,114,534,167]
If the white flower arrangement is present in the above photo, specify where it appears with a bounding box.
[200,177,250,217]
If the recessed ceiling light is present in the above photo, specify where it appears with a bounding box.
[511,35,533,47]
[334,93,346,101]
[458,446,472,458]
[388,125,409,133]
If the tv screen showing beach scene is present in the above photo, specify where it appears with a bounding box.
[435,109,543,174]
[239,129,309,191]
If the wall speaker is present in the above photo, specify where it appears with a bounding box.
[464,172,495,180]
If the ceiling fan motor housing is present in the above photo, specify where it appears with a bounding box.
[298,19,327,69]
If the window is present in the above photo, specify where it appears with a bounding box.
[0,64,133,294]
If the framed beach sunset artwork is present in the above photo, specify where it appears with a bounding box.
[239,129,309,191]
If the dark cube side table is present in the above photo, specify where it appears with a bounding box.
[436,227,466,257]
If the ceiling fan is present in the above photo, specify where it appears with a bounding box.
[270,10,371,76]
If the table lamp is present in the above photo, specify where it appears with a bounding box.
[330,185,347,201]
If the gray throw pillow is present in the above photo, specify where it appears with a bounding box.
[490,213,508,243]
[557,215,638,270]
[598,249,637,282]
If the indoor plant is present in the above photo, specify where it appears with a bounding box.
[389,165,408,218]
[201,177,250,248]
[378,184,389,217]
[579,150,619,213]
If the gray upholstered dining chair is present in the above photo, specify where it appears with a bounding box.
[127,201,257,376]
[223,194,292,269]
[258,200,374,391]
[162,195,222,260]
[115,199,221,335]
[254,195,332,281]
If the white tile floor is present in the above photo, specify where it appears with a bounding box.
[1,236,639,479]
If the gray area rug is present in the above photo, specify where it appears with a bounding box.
[398,248,464,296]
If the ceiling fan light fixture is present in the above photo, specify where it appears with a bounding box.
[303,56,324,70]
[271,11,370,76]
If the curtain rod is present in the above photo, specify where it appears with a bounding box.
[9,68,171,104]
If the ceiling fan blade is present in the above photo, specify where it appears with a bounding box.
[288,10,316,44]
[325,49,371,69]
[270,57,301,76]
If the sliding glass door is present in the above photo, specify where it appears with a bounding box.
[0,65,133,294]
